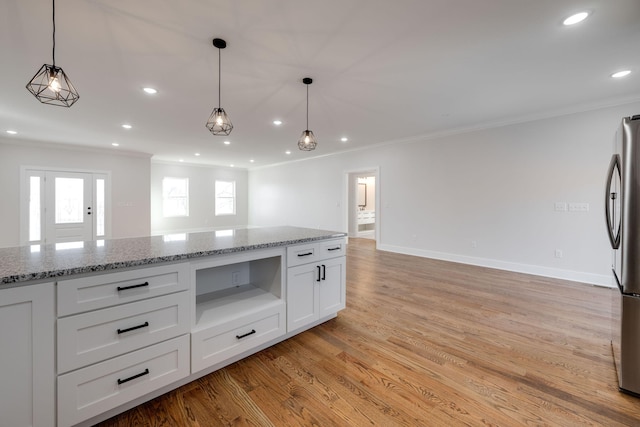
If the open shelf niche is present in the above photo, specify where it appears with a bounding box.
[192,249,284,332]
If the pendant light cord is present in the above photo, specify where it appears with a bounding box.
[218,47,221,108]
[52,0,56,66]
[306,84,309,129]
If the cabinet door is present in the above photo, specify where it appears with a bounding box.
[319,256,346,318]
[287,263,320,331]
[0,283,55,427]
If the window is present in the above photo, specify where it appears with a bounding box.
[29,175,42,242]
[163,177,189,217]
[96,178,105,237]
[215,180,236,215]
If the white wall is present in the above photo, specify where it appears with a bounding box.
[248,102,640,286]
[150,162,248,234]
[0,139,151,248]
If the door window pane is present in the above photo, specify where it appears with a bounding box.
[163,177,189,217]
[29,176,41,241]
[55,177,84,224]
[215,180,236,216]
[96,179,105,237]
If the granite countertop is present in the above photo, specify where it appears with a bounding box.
[0,226,347,286]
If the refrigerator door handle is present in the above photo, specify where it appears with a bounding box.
[606,154,621,249]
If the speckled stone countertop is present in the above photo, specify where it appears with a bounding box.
[0,226,346,286]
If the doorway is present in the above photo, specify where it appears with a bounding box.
[346,168,379,242]
[21,168,109,245]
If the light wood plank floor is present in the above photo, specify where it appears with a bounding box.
[97,238,640,426]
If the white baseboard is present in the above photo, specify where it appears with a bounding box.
[376,243,613,288]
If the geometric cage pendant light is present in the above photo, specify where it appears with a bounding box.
[26,0,79,107]
[206,38,233,136]
[298,77,317,151]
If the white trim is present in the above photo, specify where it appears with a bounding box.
[376,243,613,288]
[1,137,151,159]
[249,98,640,171]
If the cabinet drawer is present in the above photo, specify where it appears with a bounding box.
[57,262,189,316]
[287,238,346,267]
[58,292,190,373]
[191,301,285,373]
[58,335,189,427]
[319,238,346,258]
[287,242,320,267]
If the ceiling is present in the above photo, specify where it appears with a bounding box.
[2,0,640,169]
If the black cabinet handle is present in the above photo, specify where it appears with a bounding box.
[327,246,341,251]
[322,264,326,281]
[317,265,321,282]
[236,329,256,339]
[117,282,149,291]
[298,252,313,257]
[117,321,149,334]
[117,368,149,385]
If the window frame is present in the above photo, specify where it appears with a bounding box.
[215,180,236,216]
[162,177,189,218]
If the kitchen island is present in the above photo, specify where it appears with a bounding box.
[0,226,347,427]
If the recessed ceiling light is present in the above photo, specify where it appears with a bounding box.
[273,120,283,126]
[230,164,235,168]
[285,150,291,155]
[249,159,255,163]
[122,124,132,129]
[111,142,119,147]
[563,12,589,26]
[143,87,157,94]
[194,153,200,156]
[611,70,632,78]
[223,141,231,145]
[341,137,348,142]
[179,159,184,162]
[6,130,17,135]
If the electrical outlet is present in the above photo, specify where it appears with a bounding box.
[555,249,563,258]
[471,240,477,248]
[569,202,590,212]
[232,271,240,285]
[554,202,568,212]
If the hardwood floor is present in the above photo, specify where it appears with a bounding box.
[97,238,640,426]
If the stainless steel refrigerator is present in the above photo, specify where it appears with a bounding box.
[605,114,640,396]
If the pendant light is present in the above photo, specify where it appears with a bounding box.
[206,38,233,136]
[26,0,79,107]
[298,77,317,151]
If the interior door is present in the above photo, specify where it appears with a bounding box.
[45,172,93,243]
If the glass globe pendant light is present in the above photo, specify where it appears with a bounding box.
[26,0,79,107]
[298,77,317,151]
[206,38,233,136]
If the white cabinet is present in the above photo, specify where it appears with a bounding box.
[56,264,191,427]
[0,233,347,426]
[0,283,55,427]
[287,238,346,332]
[58,335,190,427]
[57,262,189,316]
[57,291,190,373]
[190,248,286,372]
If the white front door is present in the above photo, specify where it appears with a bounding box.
[22,168,109,245]
[45,172,93,243]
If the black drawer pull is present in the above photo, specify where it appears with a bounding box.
[322,264,326,281]
[317,265,321,282]
[297,252,313,257]
[327,247,341,251]
[117,321,149,334]
[117,282,149,291]
[117,368,149,385]
[236,329,256,339]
